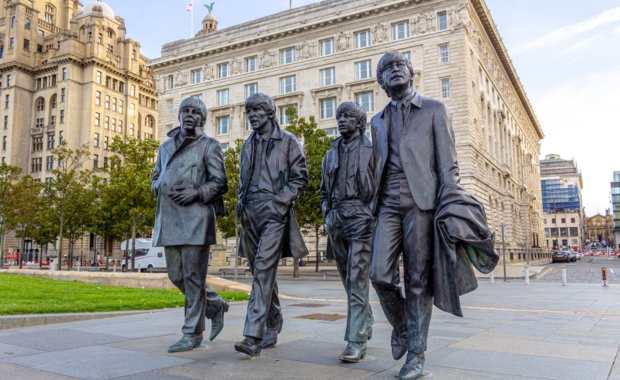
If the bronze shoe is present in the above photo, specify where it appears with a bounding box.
[261,314,283,349]
[234,337,262,357]
[391,328,407,360]
[399,352,425,379]
[168,333,203,353]
[339,341,367,363]
[209,301,229,341]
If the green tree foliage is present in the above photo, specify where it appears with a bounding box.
[285,107,333,275]
[92,176,127,270]
[0,163,23,268]
[13,175,44,268]
[106,136,160,271]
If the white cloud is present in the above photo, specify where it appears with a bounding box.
[564,34,603,53]
[512,6,620,54]
[616,25,620,35]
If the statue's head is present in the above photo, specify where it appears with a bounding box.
[178,97,208,133]
[376,51,415,98]
[245,93,279,131]
[336,101,367,139]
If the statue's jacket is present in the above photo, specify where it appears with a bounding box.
[237,125,309,260]
[151,127,227,247]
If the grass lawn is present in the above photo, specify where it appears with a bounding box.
[0,274,249,315]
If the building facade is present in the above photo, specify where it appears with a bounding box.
[539,154,585,251]
[585,211,614,250]
[149,0,546,261]
[0,0,158,259]
[611,171,620,250]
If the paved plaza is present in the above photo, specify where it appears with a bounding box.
[2,262,620,380]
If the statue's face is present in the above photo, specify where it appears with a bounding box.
[381,58,411,90]
[336,110,362,139]
[246,105,270,131]
[180,105,203,133]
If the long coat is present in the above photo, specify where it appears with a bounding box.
[237,125,309,259]
[370,93,459,214]
[319,135,375,260]
[152,127,227,247]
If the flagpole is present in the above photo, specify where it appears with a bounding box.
[191,4,194,37]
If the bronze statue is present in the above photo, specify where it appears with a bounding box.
[320,101,374,363]
[369,52,498,379]
[152,97,230,353]
[235,93,309,357]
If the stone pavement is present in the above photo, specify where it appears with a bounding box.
[2,280,620,379]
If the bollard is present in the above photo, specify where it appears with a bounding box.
[524,266,530,285]
[77,262,80,272]
[138,263,141,273]
[561,266,567,286]
[602,267,608,287]
[490,270,495,284]
[113,263,116,273]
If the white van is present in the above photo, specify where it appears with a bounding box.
[120,238,166,272]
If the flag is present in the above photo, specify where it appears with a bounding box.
[186,2,193,11]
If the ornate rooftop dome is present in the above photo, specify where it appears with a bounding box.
[82,1,115,20]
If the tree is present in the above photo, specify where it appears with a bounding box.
[45,142,93,270]
[216,139,244,280]
[0,163,22,268]
[106,136,159,272]
[29,200,58,267]
[285,107,333,276]
[92,177,127,270]
[13,175,44,268]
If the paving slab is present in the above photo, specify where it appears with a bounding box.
[0,342,44,359]
[0,362,77,380]
[0,329,129,351]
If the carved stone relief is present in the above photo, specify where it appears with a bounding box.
[202,63,215,81]
[174,70,189,87]
[450,2,471,32]
[258,49,277,69]
[411,13,436,35]
[230,57,243,75]
[336,31,351,52]
[296,40,317,60]
[371,23,389,44]
[152,74,165,94]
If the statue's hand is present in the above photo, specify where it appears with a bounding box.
[169,186,200,206]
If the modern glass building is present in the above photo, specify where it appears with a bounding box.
[541,179,581,214]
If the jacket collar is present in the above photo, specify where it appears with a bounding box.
[163,126,206,155]
[379,92,422,119]
[247,124,284,144]
[331,134,371,148]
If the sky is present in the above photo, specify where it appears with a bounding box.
[99,0,620,216]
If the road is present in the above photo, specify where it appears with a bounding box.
[537,255,620,284]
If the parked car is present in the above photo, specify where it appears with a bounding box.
[552,251,571,263]
[572,251,581,260]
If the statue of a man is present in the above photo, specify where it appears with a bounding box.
[320,101,375,363]
[152,97,230,353]
[370,52,497,379]
[235,93,308,357]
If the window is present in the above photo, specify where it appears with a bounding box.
[571,218,576,223]
[280,105,297,125]
[104,136,109,150]
[320,68,335,86]
[221,143,229,151]
[95,91,101,106]
[280,48,296,65]
[62,68,67,80]
[246,57,257,72]
[95,113,100,126]
[245,117,251,131]
[129,103,135,117]
[117,121,123,134]
[355,31,371,49]
[191,94,202,100]
[392,22,410,40]
[31,157,42,172]
[167,100,173,114]
[93,133,99,147]
[551,218,556,224]
[325,128,337,137]
[2,136,6,150]
[11,16,15,28]
[438,12,448,31]
[96,71,102,84]
[36,98,45,111]
[23,39,30,51]
[441,78,451,98]
[280,76,296,94]
[5,95,9,109]
[60,110,65,124]
[93,154,99,168]
[129,123,134,135]
[145,115,155,129]
[168,75,174,89]
[61,88,66,102]
[103,156,108,168]
[218,63,229,78]
[561,218,566,223]
[570,227,579,236]
[217,89,229,106]
[104,116,109,129]
[47,134,55,150]
[131,50,136,60]
[320,39,334,56]
[0,47,4,59]
[191,69,201,84]
[245,83,258,99]
[320,98,336,119]
[355,60,372,80]
[356,92,375,113]
[46,156,53,171]
[97,34,102,44]
[10,38,14,49]
[105,95,110,109]
[118,100,123,113]
[543,219,547,224]
[45,4,55,24]
[6,75,10,87]
[130,85,136,97]
[111,118,116,132]
[35,118,44,128]
[217,116,229,135]
[111,98,117,112]
[32,137,43,151]
[440,45,449,63]
[3,116,7,129]
[25,19,31,31]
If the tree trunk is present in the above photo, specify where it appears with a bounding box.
[57,212,64,271]
[104,236,109,271]
[68,240,72,271]
[293,259,299,279]
[18,236,23,269]
[131,216,137,272]
[234,213,239,281]
[0,228,6,269]
[315,225,320,273]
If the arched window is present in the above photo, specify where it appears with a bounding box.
[25,18,30,30]
[44,4,55,24]
[50,94,57,109]
[11,16,15,28]
[36,97,46,112]
[145,115,155,129]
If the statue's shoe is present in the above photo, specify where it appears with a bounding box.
[261,314,283,349]
[168,333,203,353]
[209,301,229,341]
[399,352,425,379]
[391,328,408,360]
[234,338,262,357]
[339,341,367,363]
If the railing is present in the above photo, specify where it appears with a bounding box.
[37,19,61,33]
[30,127,43,135]
[47,124,55,133]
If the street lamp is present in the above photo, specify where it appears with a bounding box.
[499,224,507,282]
[522,163,539,265]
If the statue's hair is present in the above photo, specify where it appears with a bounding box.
[376,51,415,98]
[336,101,367,131]
[245,93,280,128]
[178,97,208,127]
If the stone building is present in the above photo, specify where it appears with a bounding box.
[0,0,158,261]
[149,0,546,262]
[540,154,585,251]
[585,211,614,250]
[612,171,620,251]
